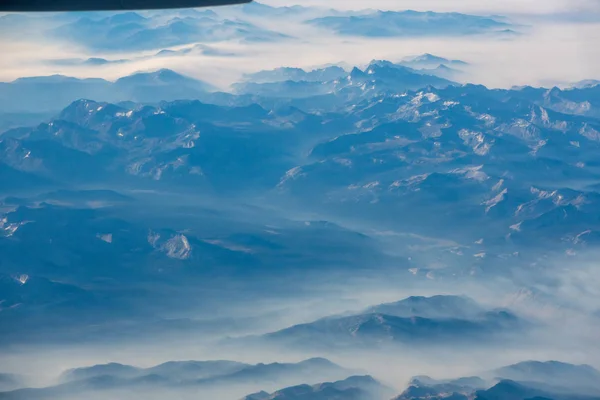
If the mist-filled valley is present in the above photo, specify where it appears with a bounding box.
[2,1,600,400]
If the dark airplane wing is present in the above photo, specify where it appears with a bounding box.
[0,0,251,12]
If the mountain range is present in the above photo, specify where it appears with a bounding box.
[243,375,395,400]
[51,11,288,51]
[242,66,348,84]
[3,359,598,400]
[2,56,600,400]
[0,188,394,344]
[493,361,600,394]
[0,69,215,114]
[308,10,512,37]
[233,60,456,99]
[0,56,469,122]
[0,358,351,400]
[394,361,600,400]
[3,61,600,287]
[1,1,600,399]
[235,295,525,350]
[0,5,519,55]
[399,54,469,70]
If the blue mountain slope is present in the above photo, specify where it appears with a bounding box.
[0,69,214,113]
[474,379,600,400]
[242,375,395,400]
[235,62,455,98]
[239,1,312,17]
[195,358,348,386]
[61,363,141,382]
[243,66,348,84]
[400,53,469,69]
[508,85,600,118]
[234,80,334,98]
[273,81,600,255]
[493,361,600,392]
[0,163,54,192]
[365,295,485,319]
[250,295,523,350]
[394,361,600,400]
[0,374,23,392]
[0,193,393,344]
[394,374,487,400]
[61,360,250,383]
[114,69,216,101]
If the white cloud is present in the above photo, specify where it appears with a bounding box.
[0,1,599,89]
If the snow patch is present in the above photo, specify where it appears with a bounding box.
[96,233,113,243]
[116,110,134,118]
[579,123,600,141]
[483,188,508,213]
[411,92,440,105]
[419,122,444,138]
[477,113,496,126]
[450,165,488,181]
[443,101,459,107]
[573,230,591,245]
[278,166,305,187]
[424,93,440,102]
[492,179,504,192]
[147,231,161,247]
[500,120,540,141]
[540,107,550,124]
[363,181,380,189]
[1,217,22,237]
[164,235,192,260]
[333,158,352,167]
[531,186,557,200]
[458,129,492,155]
[390,173,430,189]
[529,139,547,155]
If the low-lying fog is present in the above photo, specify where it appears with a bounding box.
[2,1,600,399]
[2,250,599,394]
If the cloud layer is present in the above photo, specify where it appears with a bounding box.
[1,1,599,89]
